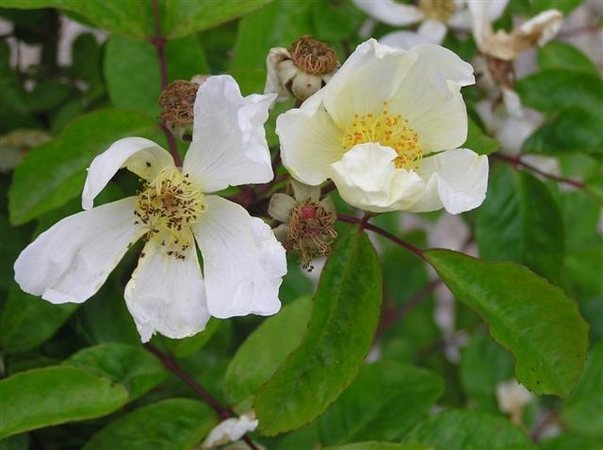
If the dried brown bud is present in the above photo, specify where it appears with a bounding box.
[159,80,200,127]
[289,35,339,76]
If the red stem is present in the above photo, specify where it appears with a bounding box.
[149,0,182,167]
[493,153,585,189]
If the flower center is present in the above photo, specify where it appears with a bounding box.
[419,0,456,22]
[134,168,205,259]
[342,103,423,170]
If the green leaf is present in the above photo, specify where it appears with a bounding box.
[459,334,513,412]
[0,284,77,353]
[540,434,603,450]
[403,410,537,450]
[0,366,128,439]
[64,343,168,401]
[561,342,603,437]
[538,41,599,76]
[83,399,217,450]
[311,0,365,42]
[161,0,275,40]
[224,297,312,405]
[155,318,221,359]
[424,249,588,398]
[476,166,564,281]
[0,0,152,40]
[104,35,207,116]
[254,229,382,435]
[324,443,430,450]
[230,0,314,94]
[318,362,444,445]
[532,0,581,14]
[0,217,23,291]
[9,109,161,225]
[465,118,499,155]
[523,107,603,157]
[0,434,29,450]
[516,70,603,116]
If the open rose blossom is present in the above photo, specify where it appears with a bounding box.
[14,75,287,342]
[277,39,488,214]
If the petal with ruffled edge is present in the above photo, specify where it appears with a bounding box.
[407,148,489,214]
[82,137,174,210]
[277,94,344,185]
[353,0,424,26]
[330,143,426,213]
[183,75,276,193]
[193,196,286,319]
[417,19,448,44]
[124,231,209,342]
[389,44,475,153]
[320,39,417,127]
[14,197,145,304]
[380,30,433,49]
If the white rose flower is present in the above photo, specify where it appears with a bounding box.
[277,39,488,214]
[14,75,287,342]
[354,0,508,49]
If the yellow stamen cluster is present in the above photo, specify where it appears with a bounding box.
[135,168,205,259]
[342,103,423,170]
[419,0,457,22]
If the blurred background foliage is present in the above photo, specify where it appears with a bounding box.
[0,0,601,449]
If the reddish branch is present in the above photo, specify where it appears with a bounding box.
[150,0,182,167]
[493,153,585,189]
[144,343,260,450]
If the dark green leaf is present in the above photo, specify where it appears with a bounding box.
[561,342,603,436]
[324,443,430,450]
[254,229,382,435]
[104,35,207,116]
[224,297,312,406]
[538,41,599,76]
[476,166,564,281]
[9,109,161,225]
[523,107,603,157]
[64,343,168,401]
[319,362,444,445]
[465,118,499,155]
[532,0,581,14]
[424,250,588,397]
[83,399,217,450]
[0,366,128,439]
[516,70,603,116]
[403,410,537,450]
[0,217,23,291]
[312,0,365,42]
[0,284,77,353]
[540,433,603,450]
[155,318,221,359]
[161,0,275,40]
[459,333,513,412]
[0,434,29,450]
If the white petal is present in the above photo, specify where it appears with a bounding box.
[517,9,563,46]
[380,30,433,49]
[467,0,493,48]
[124,233,209,342]
[389,44,475,153]
[183,75,277,193]
[330,143,426,213]
[448,9,473,29]
[408,149,489,214]
[14,197,144,304]
[268,193,296,222]
[352,0,424,26]
[291,179,321,202]
[193,196,286,319]
[82,137,174,210]
[485,0,509,21]
[321,39,417,127]
[203,414,259,448]
[277,97,344,185]
[418,19,448,44]
[264,47,294,100]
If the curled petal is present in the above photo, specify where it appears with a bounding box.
[124,232,209,342]
[82,137,174,210]
[353,0,424,26]
[380,30,433,49]
[409,148,489,214]
[330,143,425,213]
[14,197,145,304]
[183,75,276,192]
[268,193,296,222]
[193,196,286,319]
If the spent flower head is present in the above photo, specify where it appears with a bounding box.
[14,75,287,342]
[277,39,488,215]
[269,181,337,271]
[265,35,339,103]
